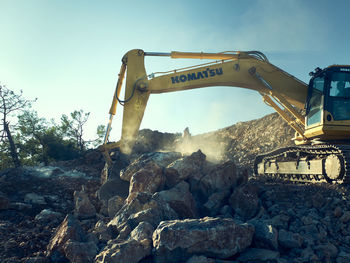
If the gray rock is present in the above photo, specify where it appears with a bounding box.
[129,221,154,242]
[95,239,152,263]
[63,240,98,263]
[108,195,125,218]
[108,192,178,229]
[269,214,290,230]
[120,152,181,182]
[250,219,278,250]
[46,214,87,260]
[236,248,280,262]
[155,181,198,219]
[166,150,206,185]
[229,184,259,220]
[204,190,230,217]
[199,161,237,197]
[278,229,303,249]
[340,211,350,223]
[34,209,63,222]
[0,192,9,210]
[152,217,254,262]
[126,161,165,203]
[97,177,130,202]
[74,187,96,219]
[24,193,47,205]
[336,251,350,263]
[93,220,114,243]
[186,255,215,263]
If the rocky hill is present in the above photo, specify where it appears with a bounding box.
[1,113,350,263]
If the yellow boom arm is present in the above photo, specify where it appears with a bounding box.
[104,49,308,154]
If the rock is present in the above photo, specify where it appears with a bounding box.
[9,202,32,211]
[93,220,114,243]
[152,217,254,262]
[334,206,343,218]
[312,192,325,209]
[340,211,350,223]
[97,177,130,201]
[236,248,280,262]
[186,255,215,263]
[229,184,259,220]
[269,214,290,230]
[166,150,206,184]
[129,221,154,242]
[126,161,165,203]
[74,186,96,219]
[0,192,10,210]
[101,149,130,183]
[108,192,178,229]
[250,219,278,250]
[314,243,338,261]
[155,181,198,219]
[203,190,230,217]
[46,214,86,261]
[63,240,98,263]
[95,239,152,263]
[120,152,181,182]
[108,195,125,217]
[336,251,350,263]
[199,161,237,197]
[278,229,303,249]
[34,209,63,222]
[24,193,47,205]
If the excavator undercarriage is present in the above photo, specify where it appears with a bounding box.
[254,144,350,184]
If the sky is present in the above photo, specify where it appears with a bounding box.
[1,0,350,142]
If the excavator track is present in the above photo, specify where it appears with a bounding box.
[254,144,350,184]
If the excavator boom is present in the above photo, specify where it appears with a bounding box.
[104,49,308,154]
[102,49,350,184]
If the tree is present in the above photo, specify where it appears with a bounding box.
[61,110,104,152]
[0,84,35,167]
[18,110,80,165]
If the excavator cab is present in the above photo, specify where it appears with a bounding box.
[305,66,350,141]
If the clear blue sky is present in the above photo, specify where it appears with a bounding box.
[1,0,349,141]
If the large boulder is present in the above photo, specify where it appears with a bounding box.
[126,161,165,203]
[108,192,178,230]
[154,181,198,219]
[120,152,181,182]
[46,214,87,262]
[63,240,98,263]
[95,239,152,263]
[198,161,238,197]
[166,150,206,186]
[152,217,254,263]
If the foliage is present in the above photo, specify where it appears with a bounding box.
[0,84,36,167]
[0,85,105,170]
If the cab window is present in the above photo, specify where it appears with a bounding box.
[307,77,324,126]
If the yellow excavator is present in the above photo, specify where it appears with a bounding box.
[102,49,350,184]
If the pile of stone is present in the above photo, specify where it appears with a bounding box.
[44,150,350,263]
[1,113,350,263]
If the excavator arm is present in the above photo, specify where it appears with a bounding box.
[103,49,309,155]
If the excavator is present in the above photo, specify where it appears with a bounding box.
[101,49,350,184]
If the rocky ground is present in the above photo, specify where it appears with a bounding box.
[1,113,350,263]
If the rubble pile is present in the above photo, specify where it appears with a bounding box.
[1,113,350,263]
[178,113,295,167]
